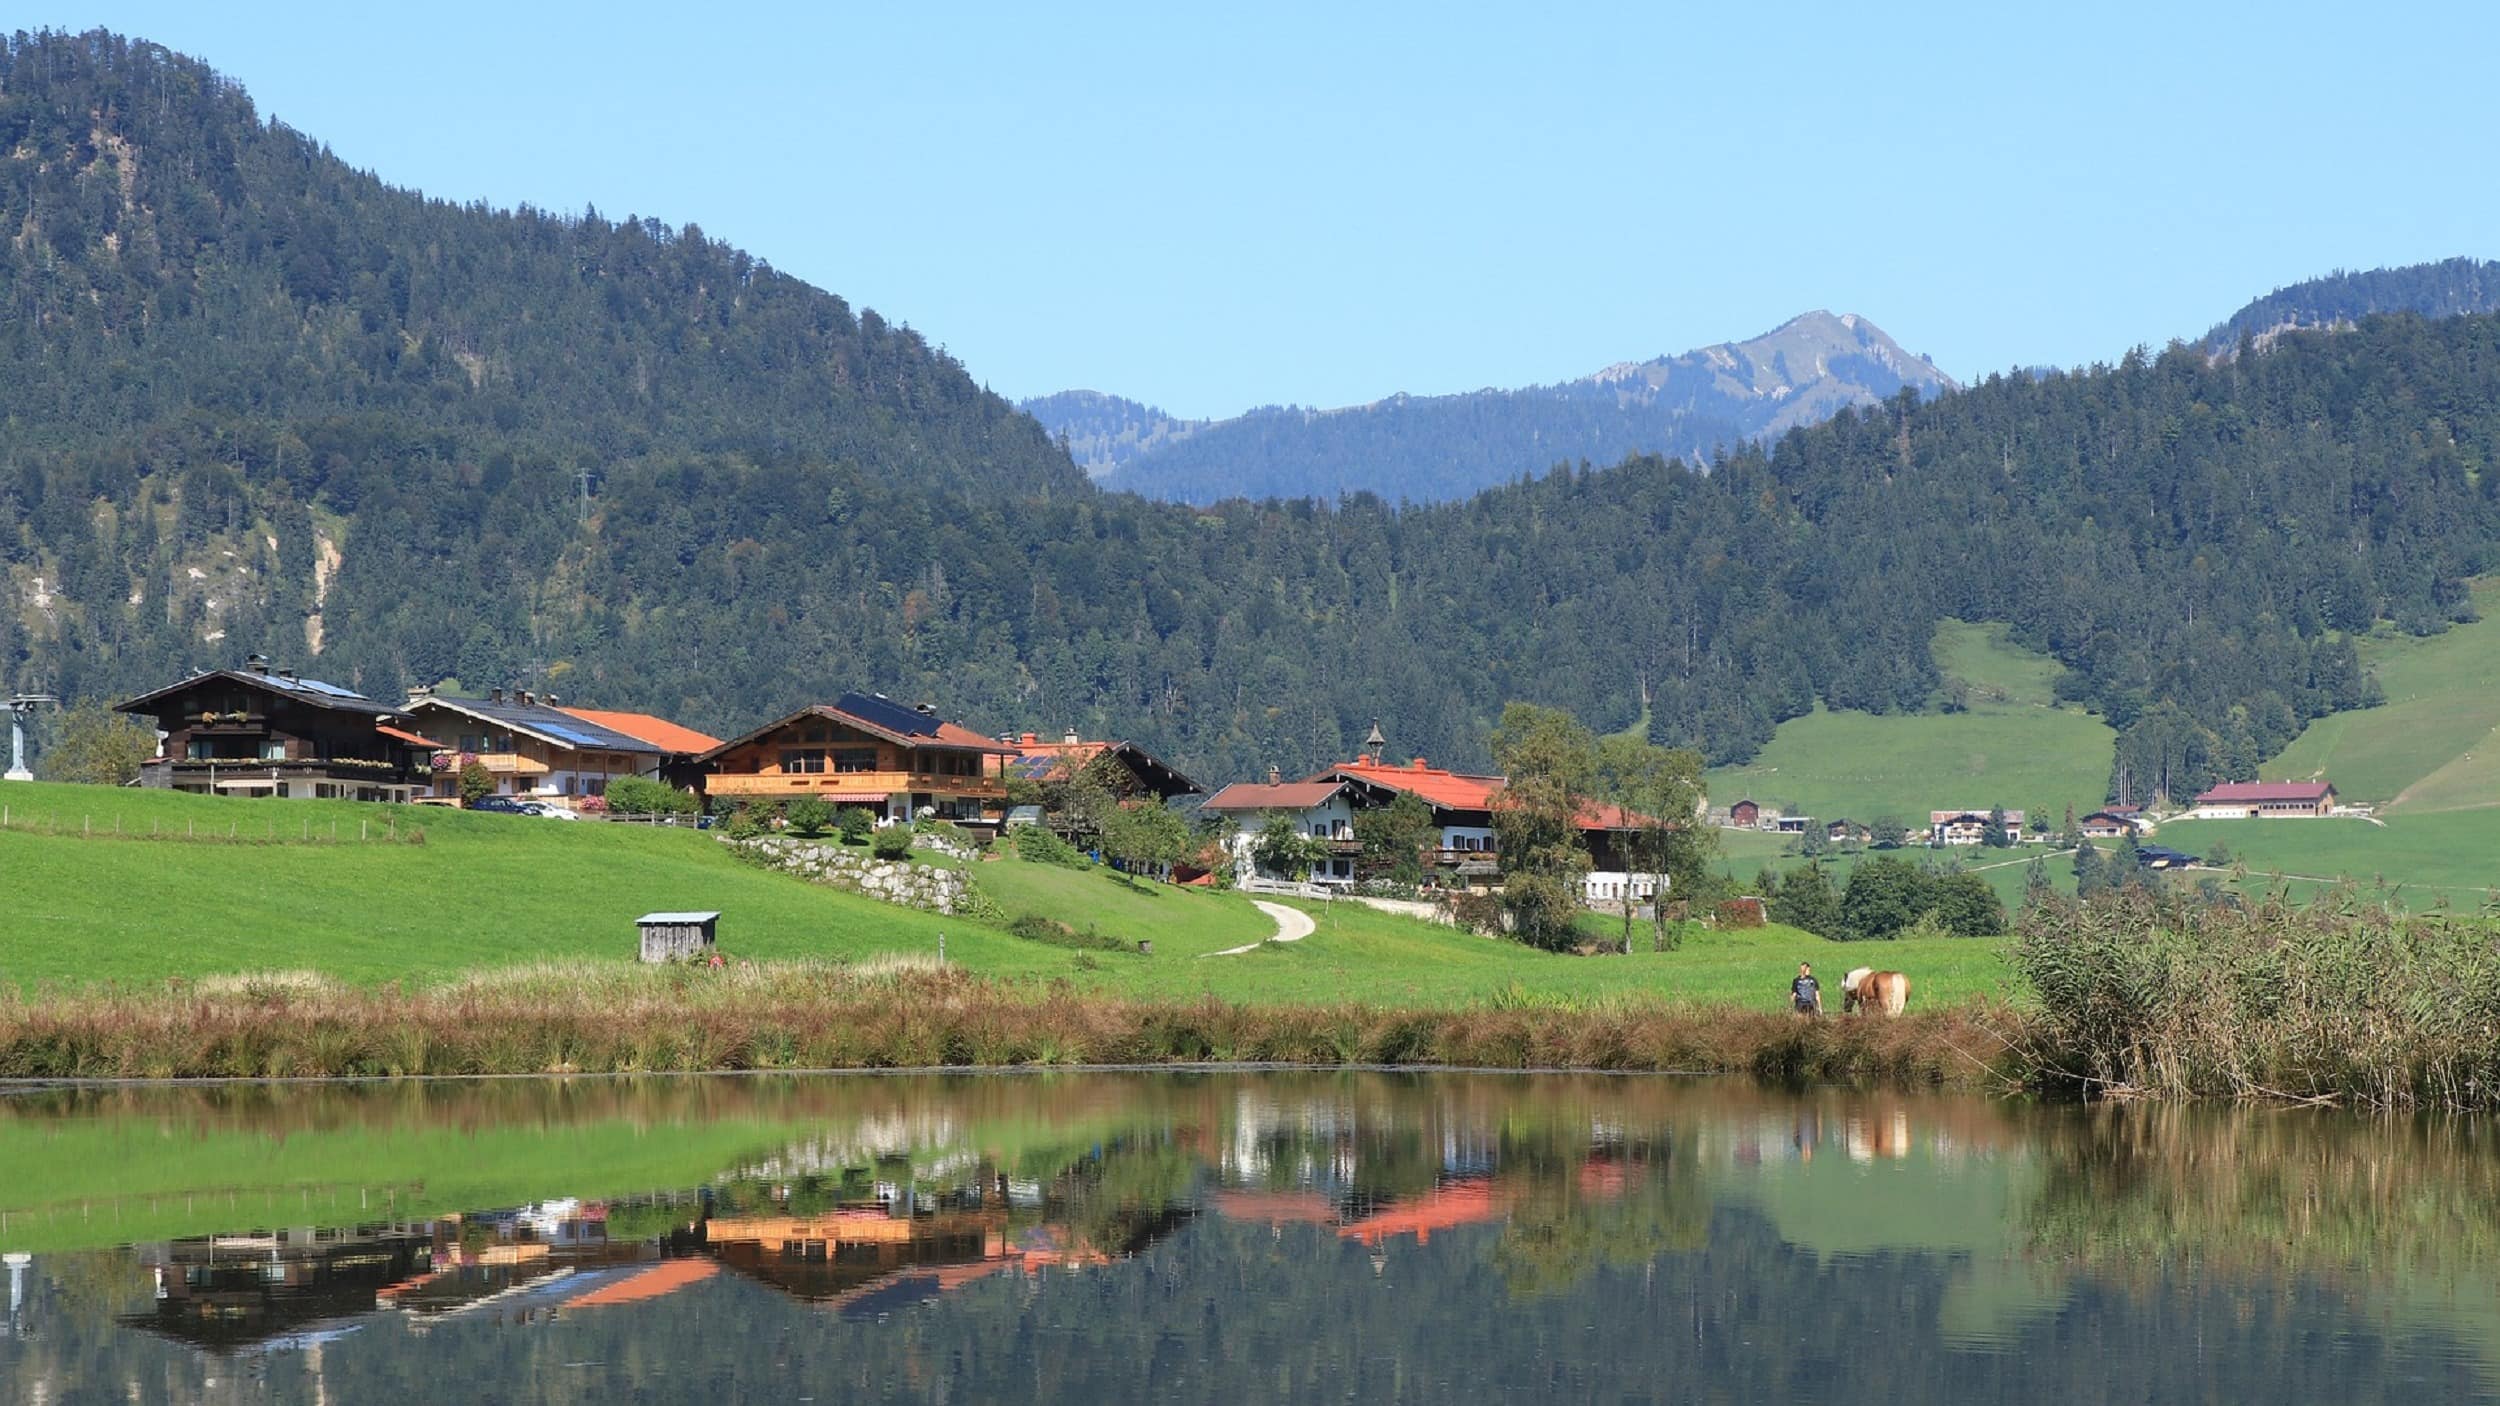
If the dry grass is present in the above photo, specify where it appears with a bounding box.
[0,960,2014,1085]
[2002,886,2500,1108]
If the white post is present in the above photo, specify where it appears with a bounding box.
[3,708,29,782]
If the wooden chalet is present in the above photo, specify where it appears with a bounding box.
[1930,809,2026,846]
[696,692,1015,825]
[401,687,667,806]
[115,658,441,801]
[2077,807,2145,840]
[1001,730,1202,803]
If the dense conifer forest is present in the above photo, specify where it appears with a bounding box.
[5,31,2496,798]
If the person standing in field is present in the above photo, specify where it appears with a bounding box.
[1790,962,1823,1016]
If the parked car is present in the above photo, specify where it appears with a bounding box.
[535,805,583,821]
[467,796,532,814]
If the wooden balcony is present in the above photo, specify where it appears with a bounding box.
[706,770,1007,799]
[456,752,550,777]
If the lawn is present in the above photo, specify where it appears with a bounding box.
[0,782,2016,1010]
[1705,621,2112,825]
[2267,578,2500,809]
[2159,809,2500,904]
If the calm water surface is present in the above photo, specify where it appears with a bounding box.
[0,1071,2493,1404]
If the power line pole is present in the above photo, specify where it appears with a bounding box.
[574,468,597,524]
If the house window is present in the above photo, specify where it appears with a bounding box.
[781,749,827,775]
[834,748,879,774]
[262,740,288,761]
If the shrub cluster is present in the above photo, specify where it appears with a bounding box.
[1006,914,1132,952]
[1012,824,1086,867]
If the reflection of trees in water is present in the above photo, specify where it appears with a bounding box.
[2025,1104,2500,1278]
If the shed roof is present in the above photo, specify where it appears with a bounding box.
[637,911,721,924]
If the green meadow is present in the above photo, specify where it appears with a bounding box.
[1705,620,2113,826]
[0,781,2009,1009]
[2268,578,2500,811]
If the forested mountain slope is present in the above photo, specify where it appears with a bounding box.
[4,31,2497,804]
[1018,391,1207,477]
[2202,257,2500,354]
[1089,311,1953,505]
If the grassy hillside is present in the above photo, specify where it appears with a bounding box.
[2161,810,2500,903]
[0,782,2012,1008]
[2268,579,2500,810]
[1711,827,2070,915]
[1706,620,2113,824]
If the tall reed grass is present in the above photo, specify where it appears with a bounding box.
[0,959,2004,1085]
[2003,887,2500,1108]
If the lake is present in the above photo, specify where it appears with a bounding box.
[0,1071,2493,1403]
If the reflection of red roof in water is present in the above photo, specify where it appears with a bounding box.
[567,1258,717,1308]
[1209,1189,1339,1225]
[1337,1178,1509,1246]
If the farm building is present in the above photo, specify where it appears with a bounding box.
[1728,799,1761,829]
[2188,780,2336,819]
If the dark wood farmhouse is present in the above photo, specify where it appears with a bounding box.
[697,692,1015,825]
[115,658,440,801]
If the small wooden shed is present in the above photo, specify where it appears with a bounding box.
[638,911,721,963]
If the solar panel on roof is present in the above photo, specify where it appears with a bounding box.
[835,691,942,738]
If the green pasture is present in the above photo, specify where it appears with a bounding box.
[0,782,2011,1010]
[1705,621,2113,826]
[2157,810,2500,905]
[2267,579,2500,809]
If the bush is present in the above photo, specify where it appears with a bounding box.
[784,795,833,838]
[607,775,695,818]
[837,807,876,844]
[1013,824,1086,867]
[721,806,767,841]
[871,826,914,861]
[1715,897,1767,929]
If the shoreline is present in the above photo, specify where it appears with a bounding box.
[0,963,2015,1089]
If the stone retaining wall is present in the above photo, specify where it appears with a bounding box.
[726,836,974,916]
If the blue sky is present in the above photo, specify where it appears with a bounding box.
[22,3,2498,418]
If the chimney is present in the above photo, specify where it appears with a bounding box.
[1021,732,1039,747]
[490,687,505,704]
[277,667,298,682]
[1063,730,1081,746]
[916,702,937,716]
[1411,757,1428,770]
[408,685,433,702]
[1268,765,1281,786]
[518,690,535,707]
[245,653,270,675]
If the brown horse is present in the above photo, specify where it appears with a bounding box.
[1841,967,1910,1016]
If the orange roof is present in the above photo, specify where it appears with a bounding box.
[1324,756,1504,811]
[567,1259,717,1308]
[376,724,448,749]
[1202,780,1347,811]
[559,707,722,755]
[1338,1178,1510,1247]
[1209,1190,1339,1225]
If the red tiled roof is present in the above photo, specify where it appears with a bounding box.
[1202,781,1346,811]
[2193,780,2334,804]
[559,707,722,756]
[1324,757,1504,811]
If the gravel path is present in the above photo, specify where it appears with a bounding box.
[1207,900,1318,956]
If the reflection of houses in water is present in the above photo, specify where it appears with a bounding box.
[698,1205,1125,1319]
[119,1225,433,1354]
[374,1203,665,1330]
[1336,1178,1512,1247]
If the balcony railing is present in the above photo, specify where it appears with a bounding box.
[706,770,1006,798]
